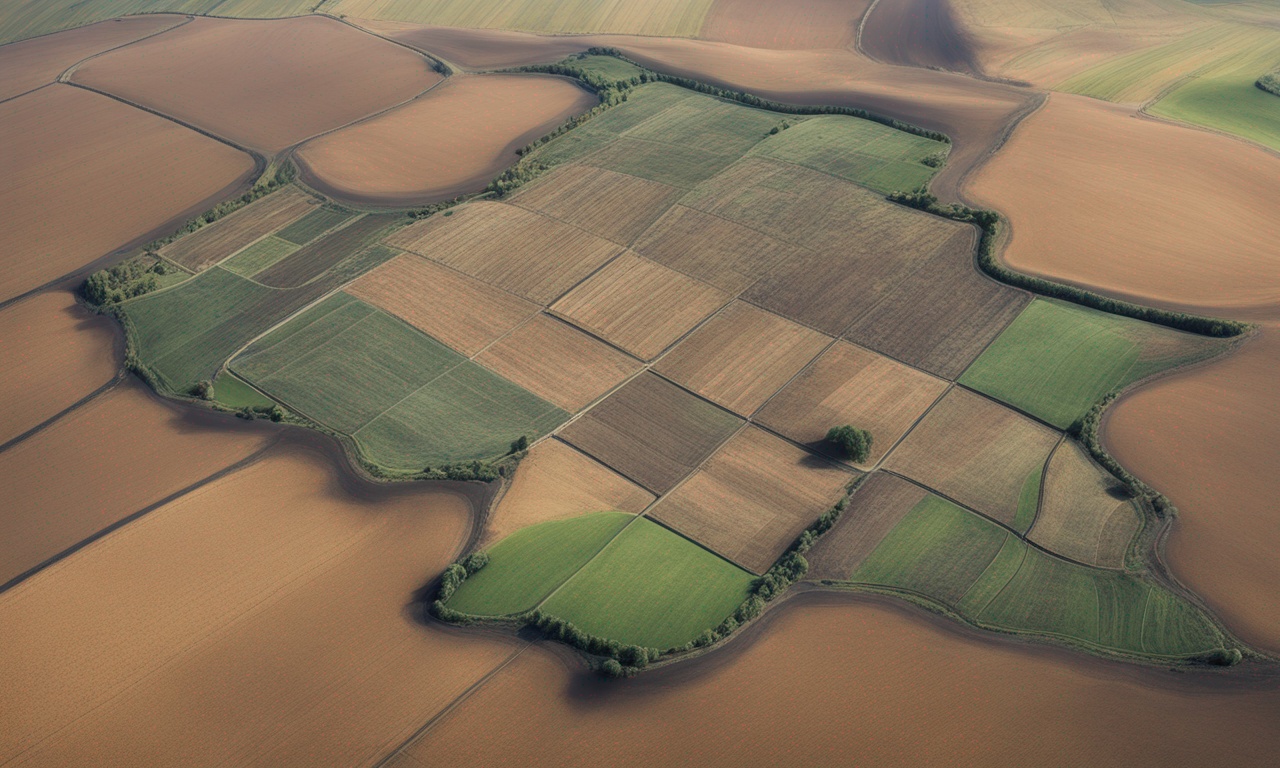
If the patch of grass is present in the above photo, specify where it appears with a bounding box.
[1011,462,1043,534]
[568,54,648,83]
[274,207,357,246]
[959,299,1223,429]
[955,534,1024,616]
[541,517,755,648]
[222,236,299,278]
[211,371,275,410]
[447,512,634,616]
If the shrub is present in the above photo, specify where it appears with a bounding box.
[460,552,490,575]
[437,563,467,602]
[191,380,214,400]
[1197,648,1243,666]
[509,435,529,454]
[1256,71,1280,97]
[826,425,872,463]
[600,658,626,677]
[81,256,166,306]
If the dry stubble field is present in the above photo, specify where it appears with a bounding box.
[159,186,317,272]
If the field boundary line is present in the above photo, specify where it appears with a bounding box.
[955,532,1027,616]
[868,382,956,473]
[951,380,1067,434]
[0,368,125,455]
[1027,435,1067,536]
[531,513,649,610]
[54,13,193,84]
[389,242,555,311]
[0,80,53,107]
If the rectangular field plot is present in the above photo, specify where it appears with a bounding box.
[529,83,698,167]
[510,165,682,245]
[385,201,620,304]
[632,205,808,294]
[1028,442,1140,569]
[623,98,785,157]
[274,206,357,245]
[346,253,540,356]
[255,213,400,289]
[883,388,1060,526]
[221,236,299,277]
[159,186,316,271]
[655,301,830,416]
[650,427,853,574]
[552,252,731,361]
[558,372,743,493]
[843,228,1028,379]
[541,517,755,650]
[474,314,642,412]
[583,137,741,189]
[959,299,1224,429]
[756,341,948,467]
[805,472,928,581]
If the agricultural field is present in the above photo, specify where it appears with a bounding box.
[1028,442,1141,568]
[650,426,854,573]
[804,472,927,581]
[273,206,357,246]
[960,299,1224,429]
[219,236,299,278]
[159,186,317,272]
[510,165,682,246]
[331,0,717,37]
[253,215,399,289]
[699,0,870,49]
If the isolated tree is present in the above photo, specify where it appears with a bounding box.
[826,425,872,463]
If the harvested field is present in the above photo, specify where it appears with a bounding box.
[474,314,642,412]
[0,85,252,303]
[843,228,1027,379]
[159,186,316,272]
[480,439,654,546]
[541,517,755,649]
[0,15,184,101]
[883,388,1059,526]
[632,205,808,294]
[861,0,981,74]
[510,165,682,246]
[805,472,927,580]
[651,427,853,573]
[347,253,540,357]
[296,74,596,206]
[700,0,869,49]
[72,15,439,152]
[0,291,117,444]
[333,0,717,36]
[756,341,948,468]
[967,92,1280,311]
[254,214,399,289]
[0,382,269,587]
[552,252,732,360]
[558,372,743,493]
[220,236,298,277]
[1029,442,1139,568]
[386,201,620,304]
[274,206,356,246]
[449,511,634,617]
[0,443,519,766]
[655,301,831,416]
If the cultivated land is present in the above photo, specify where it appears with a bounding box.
[558,372,743,493]
[1029,442,1140,568]
[253,214,399,289]
[756,341,948,467]
[651,426,854,573]
[861,0,982,74]
[805,472,927,580]
[333,0,717,37]
[347,253,540,357]
[297,74,597,206]
[220,236,299,278]
[159,186,317,272]
[700,0,870,49]
[273,206,356,245]
[0,84,252,303]
[479,439,654,546]
[654,301,831,415]
[510,165,682,246]
[72,15,440,152]
[960,299,1224,429]
[884,388,1060,526]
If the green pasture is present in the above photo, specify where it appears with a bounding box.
[569,54,648,83]
[211,371,275,409]
[1011,463,1043,534]
[1150,37,1280,152]
[274,207,357,246]
[222,236,298,278]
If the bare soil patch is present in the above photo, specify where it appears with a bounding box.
[651,426,853,573]
[347,253,540,357]
[159,186,316,272]
[72,15,439,152]
[370,21,590,69]
[806,471,927,579]
[475,314,642,412]
[511,165,682,246]
[296,74,595,206]
[756,341,948,468]
[700,0,869,50]
[0,85,253,303]
[861,0,981,74]
[1029,442,1138,569]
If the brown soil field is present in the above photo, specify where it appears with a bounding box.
[884,388,1059,525]
[398,593,1280,767]
[551,252,732,361]
[558,372,743,493]
[254,213,398,289]
[1108,324,1280,653]
[72,15,440,152]
[481,439,654,546]
[386,201,621,305]
[159,186,316,272]
[651,427,853,573]
[347,253,540,357]
[295,74,595,206]
[510,165,682,246]
[1028,441,1138,569]
[0,15,183,102]
[843,228,1028,379]
[700,0,870,50]
[967,93,1280,313]
[0,382,271,588]
[756,341,948,468]
[474,314,642,412]
[0,443,520,765]
[0,291,117,445]
[654,301,831,416]
[0,85,253,303]
[368,20,591,69]
[860,0,981,74]
[806,471,927,579]
[632,204,808,294]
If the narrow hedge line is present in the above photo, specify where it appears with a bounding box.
[1076,393,1175,517]
[1256,71,1280,97]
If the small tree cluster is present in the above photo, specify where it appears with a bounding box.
[826,425,873,463]
[1075,394,1174,517]
[1256,71,1280,97]
[190,380,214,401]
[82,256,169,306]
[525,611,659,676]
[420,460,501,482]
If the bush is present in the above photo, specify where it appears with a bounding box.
[600,658,626,678]
[437,563,467,602]
[826,425,872,463]
[509,435,529,454]
[460,552,490,575]
[81,256,166,306]
[1257,71,1280,97]
[1197,647,1243,666]
[191,380,214,400]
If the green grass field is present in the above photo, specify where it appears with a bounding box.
[569,54,648,83]
[211,371,276,409]
[541,518,755,649]
[221,236,299,278]
[1011,463,1044,534]
[448,512,634,616]
[274,207,357,246]
[959,299,1223,429]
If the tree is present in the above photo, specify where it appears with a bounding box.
[826,425,872,463]
[192,380,214,401]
